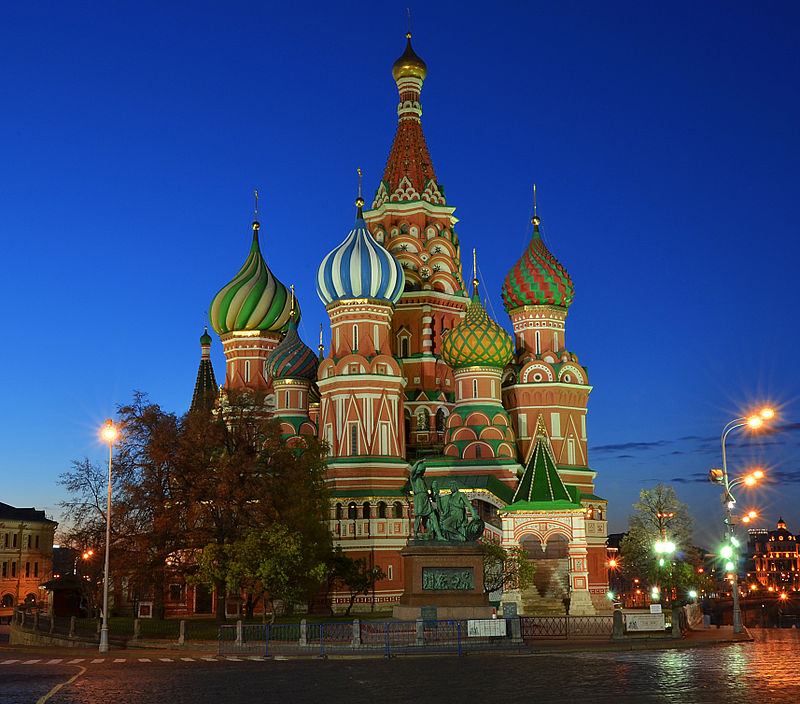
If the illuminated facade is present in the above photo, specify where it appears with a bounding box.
[203,33,609,613]
[750,519,800,592]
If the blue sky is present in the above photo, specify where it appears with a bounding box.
[2,1,798,548]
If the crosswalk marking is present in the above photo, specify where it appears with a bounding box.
[24,659,42,664]
[114,658,126,662]
[67,658,85,664]
[224,656,241,661]
[181,657,194,661]
[0,656,282,666]
[159,658,173,662]
[138,658,151,662]
[46,658,63,664]
[91,658,105,663]
[1,659,20,664]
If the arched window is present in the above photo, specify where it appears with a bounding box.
[404,410,412,445]
[475,444,482,459]
[377,501,387,518]
[347,502,357,520]
[472,379,478,398]
[352,324,359,351]
[1,594,13,608]
[362,502,371,519]
[244,360,251,382]
[435,408,447,432]
[535,330,541,354]
[393,502,404,518]
[400,336,409,358]
[335,503,343,520]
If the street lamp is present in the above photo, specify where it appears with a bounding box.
[73,549,94,575]
[717,407,774,633]
[99,418,118,653]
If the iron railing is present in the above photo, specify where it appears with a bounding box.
[217,616,613,657]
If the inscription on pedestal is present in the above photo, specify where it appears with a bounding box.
[422,567,474,591]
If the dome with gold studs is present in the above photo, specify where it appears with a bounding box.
[442,281,513,369]
[392,33,427,81]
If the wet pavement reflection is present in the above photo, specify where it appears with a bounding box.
[2,629,799,703]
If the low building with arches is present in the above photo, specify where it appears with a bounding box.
[0,502,57,613]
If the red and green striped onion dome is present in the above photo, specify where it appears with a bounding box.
[209,222,298,334]
[442,283,513,369]
[265,316,317,382]
[501,219,574,310]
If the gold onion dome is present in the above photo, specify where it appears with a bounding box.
[442,282,513,369]
[392,33,427,81]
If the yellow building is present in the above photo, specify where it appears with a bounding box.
[0,502,58,612]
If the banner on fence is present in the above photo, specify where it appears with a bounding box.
[467,618,507,637]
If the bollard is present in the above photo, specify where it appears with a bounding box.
[49,615,55,634]
[612,609,624,639]
[235,619,242,646]
[69,616,76,638]
[415,618,424,646]
[299,618,307,646]
[351,619,361,647]
[132,618,140,644]
[178,619,185,646]
[671,606,682,638]
[33,612,39,631]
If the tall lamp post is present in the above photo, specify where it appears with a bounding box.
[99,418,118,653]
[714,408,773,633]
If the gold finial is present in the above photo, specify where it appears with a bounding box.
[318,323,325,357]
[356,168,365,209]
[252,188,260,231]
[290,284,296,316]
[532,184,540,228]
[472,248,479,288]
[407,7,411,38]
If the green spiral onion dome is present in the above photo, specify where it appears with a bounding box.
[265,316,318,382]
[209,222,298,334]
[442,282,513,369]
[502,217,574,310]
[200,327,213,346]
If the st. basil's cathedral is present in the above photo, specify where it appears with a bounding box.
[193,34,610,615]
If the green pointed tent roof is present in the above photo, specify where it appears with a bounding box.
[505,415,582,511]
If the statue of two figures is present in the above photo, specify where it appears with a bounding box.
[410,460,485,542]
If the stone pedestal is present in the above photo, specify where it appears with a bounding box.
[393,542,493,620]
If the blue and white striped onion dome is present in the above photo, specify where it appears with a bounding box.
[265,316,318,382]
[317,211,404,306]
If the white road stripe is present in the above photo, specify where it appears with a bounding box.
[114,658,126,662]
[159,658,173,662]
[1,660,20,664]
[67,659,85,664]
[47,659,64,664]
[138,658,151,662]
[180,657,194,661]
[91,658,105,663]
[225,656,241,661]
[24,659,42,664]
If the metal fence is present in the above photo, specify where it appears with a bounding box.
[520,615,614,640]
[218,616,615,658]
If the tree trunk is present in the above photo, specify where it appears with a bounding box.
[214,578,226,623]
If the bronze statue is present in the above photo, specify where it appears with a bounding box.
[410,460,443,540]
[410,462,484,542]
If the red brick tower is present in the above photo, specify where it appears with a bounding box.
[363,33,469,459]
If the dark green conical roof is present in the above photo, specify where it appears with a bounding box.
[505,415,582,511]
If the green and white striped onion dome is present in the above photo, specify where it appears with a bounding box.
[209,223,298,335]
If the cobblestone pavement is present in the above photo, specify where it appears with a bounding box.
[1,629,799,703]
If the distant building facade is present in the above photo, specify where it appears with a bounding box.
[749,519,800,592]
[0,502,57,610]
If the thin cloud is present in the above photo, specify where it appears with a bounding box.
[591,440,670,453]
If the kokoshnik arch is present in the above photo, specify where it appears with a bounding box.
[196,32,610,615]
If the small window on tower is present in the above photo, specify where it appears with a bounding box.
[353,325,359,351]
[244,360,251,383]
[350,425,359,455]
[472,379,478,399]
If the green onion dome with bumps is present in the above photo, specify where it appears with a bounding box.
[442,281,513,369]
[210,221,298,334]
[502,216,574,310]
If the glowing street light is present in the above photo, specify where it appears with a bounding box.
[99,419,118,653]
[716,407,775,633]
